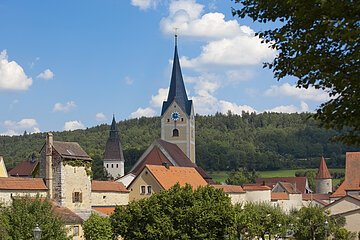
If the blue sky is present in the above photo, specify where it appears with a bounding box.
[0,0,329,135]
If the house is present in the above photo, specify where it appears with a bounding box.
[302,193,331,207]
[8,154,38,178]
[0,156,8,177]
[117,139,213,187]
[212,184,246,205]
[128,164,207,201]
[331,152,360,199]
[325,194,360,234]
[271,182,303,212]
[256,176,312,194]
[0,177,47,205]
[91,180,129,215]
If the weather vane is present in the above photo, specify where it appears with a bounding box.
[174,27,179,46]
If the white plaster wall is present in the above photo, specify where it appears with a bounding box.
[343,212,360,233]
[245,190,271,203]
[91,191,128,206]
[228,193,246,205]
[273,194,303,213]
[104,160,124,178]
[0,190,47,206]
[327,197,360,215]
[315,178,332,194]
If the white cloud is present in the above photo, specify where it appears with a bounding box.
[64,120,85,131]
[1,118,40,136]
[53,101,76,112]
[131,0,158,10]
[265,83,330,102]
[95,112,107,121]
[180,36,275,68]
[266,101,309,113]
[0,50,32,91]
[150,88,169,107]
[129,107,157,118]
[37,69,54,80]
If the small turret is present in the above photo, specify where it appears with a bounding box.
[315,156,332,194]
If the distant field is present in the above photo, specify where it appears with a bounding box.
[209,168,345,185]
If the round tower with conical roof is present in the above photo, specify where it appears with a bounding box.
[315,156,332,194]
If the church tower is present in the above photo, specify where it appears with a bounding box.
[103,116,125,178]
[161,35,195,163]
[315,156,332,194]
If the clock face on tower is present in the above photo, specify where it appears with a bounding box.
[171,111,180,121]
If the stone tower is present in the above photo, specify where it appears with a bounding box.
[161,35,195,163]
[103,115,125,178]
[315,156,332,194]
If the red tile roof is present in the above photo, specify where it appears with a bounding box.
[130,139,213,183]
[271,192,289,200]
[8,160,38,177]
[146,165,208,190]
[92,207,116,216]
[212,184,245,193]
[243,184,271,191]
[302,193,330,201]
[331,152,360,198]
[278,182,302,194]
[50,201,83,224]
[0,177,47,190]
[256,177,309,193]
[91,180,129,193]
[316,157,331,179]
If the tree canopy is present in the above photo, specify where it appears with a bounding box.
[0,196,67,240]
[232,0,360,145]
[110,184,235,240]
[83,213,112,240]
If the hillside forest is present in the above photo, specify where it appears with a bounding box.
[1,112,359,179]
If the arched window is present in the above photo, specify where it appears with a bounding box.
[172,129,179,137]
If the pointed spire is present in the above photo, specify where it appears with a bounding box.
[104,115,125,162]
[109,115,119,140]
[316,156,331,179]
[161,34,192,116]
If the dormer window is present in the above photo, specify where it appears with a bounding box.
[172,129,179,137]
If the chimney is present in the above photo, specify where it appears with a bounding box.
[45,133,53,199]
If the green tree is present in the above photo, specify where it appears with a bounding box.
[111,184,235,240]
[225,168,259,185]
[83,213,112,240]
[0,196,68,240]
[234,202,288,240]
[293,205,344,240]
[232,0,360,145]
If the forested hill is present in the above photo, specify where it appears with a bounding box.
[1,112,358,173]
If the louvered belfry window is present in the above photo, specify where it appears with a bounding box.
[72,192,82,203]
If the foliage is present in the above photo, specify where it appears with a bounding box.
[83,213,112,240]
[1,113,359,176]
[0,196,68,240]
[63,159,92,177]
[225,168,258,185]
[295,170,317,191]
[334,228,357,240]
[232,0,360,145]
[234,202,289,240]
[110,184,235,240]
[293,205,342,240]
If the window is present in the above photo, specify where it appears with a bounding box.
[181,118,184,122]
[116,164,118,168]
[106,164,108,168]
[111,164,114,168]
[140,186,146,195]
[73,226,79,236]
[172,129,179,137]
[167,119,170,122]
[72,192,82,203]
[147,186,152,195]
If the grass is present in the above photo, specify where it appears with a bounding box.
[209,168,344,185]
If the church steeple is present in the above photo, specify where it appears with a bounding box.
[103,115,125,178]
[161,35,192,116]
[161,34,196,163]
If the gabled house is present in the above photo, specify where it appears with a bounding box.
[117,139,213,187]
[256,176,312,194]
[128,164,208,201]
[271,182,303,212]
[8,154,38,178]
[212,185,246,205]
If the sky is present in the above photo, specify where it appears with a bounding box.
[0,0,330,135]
